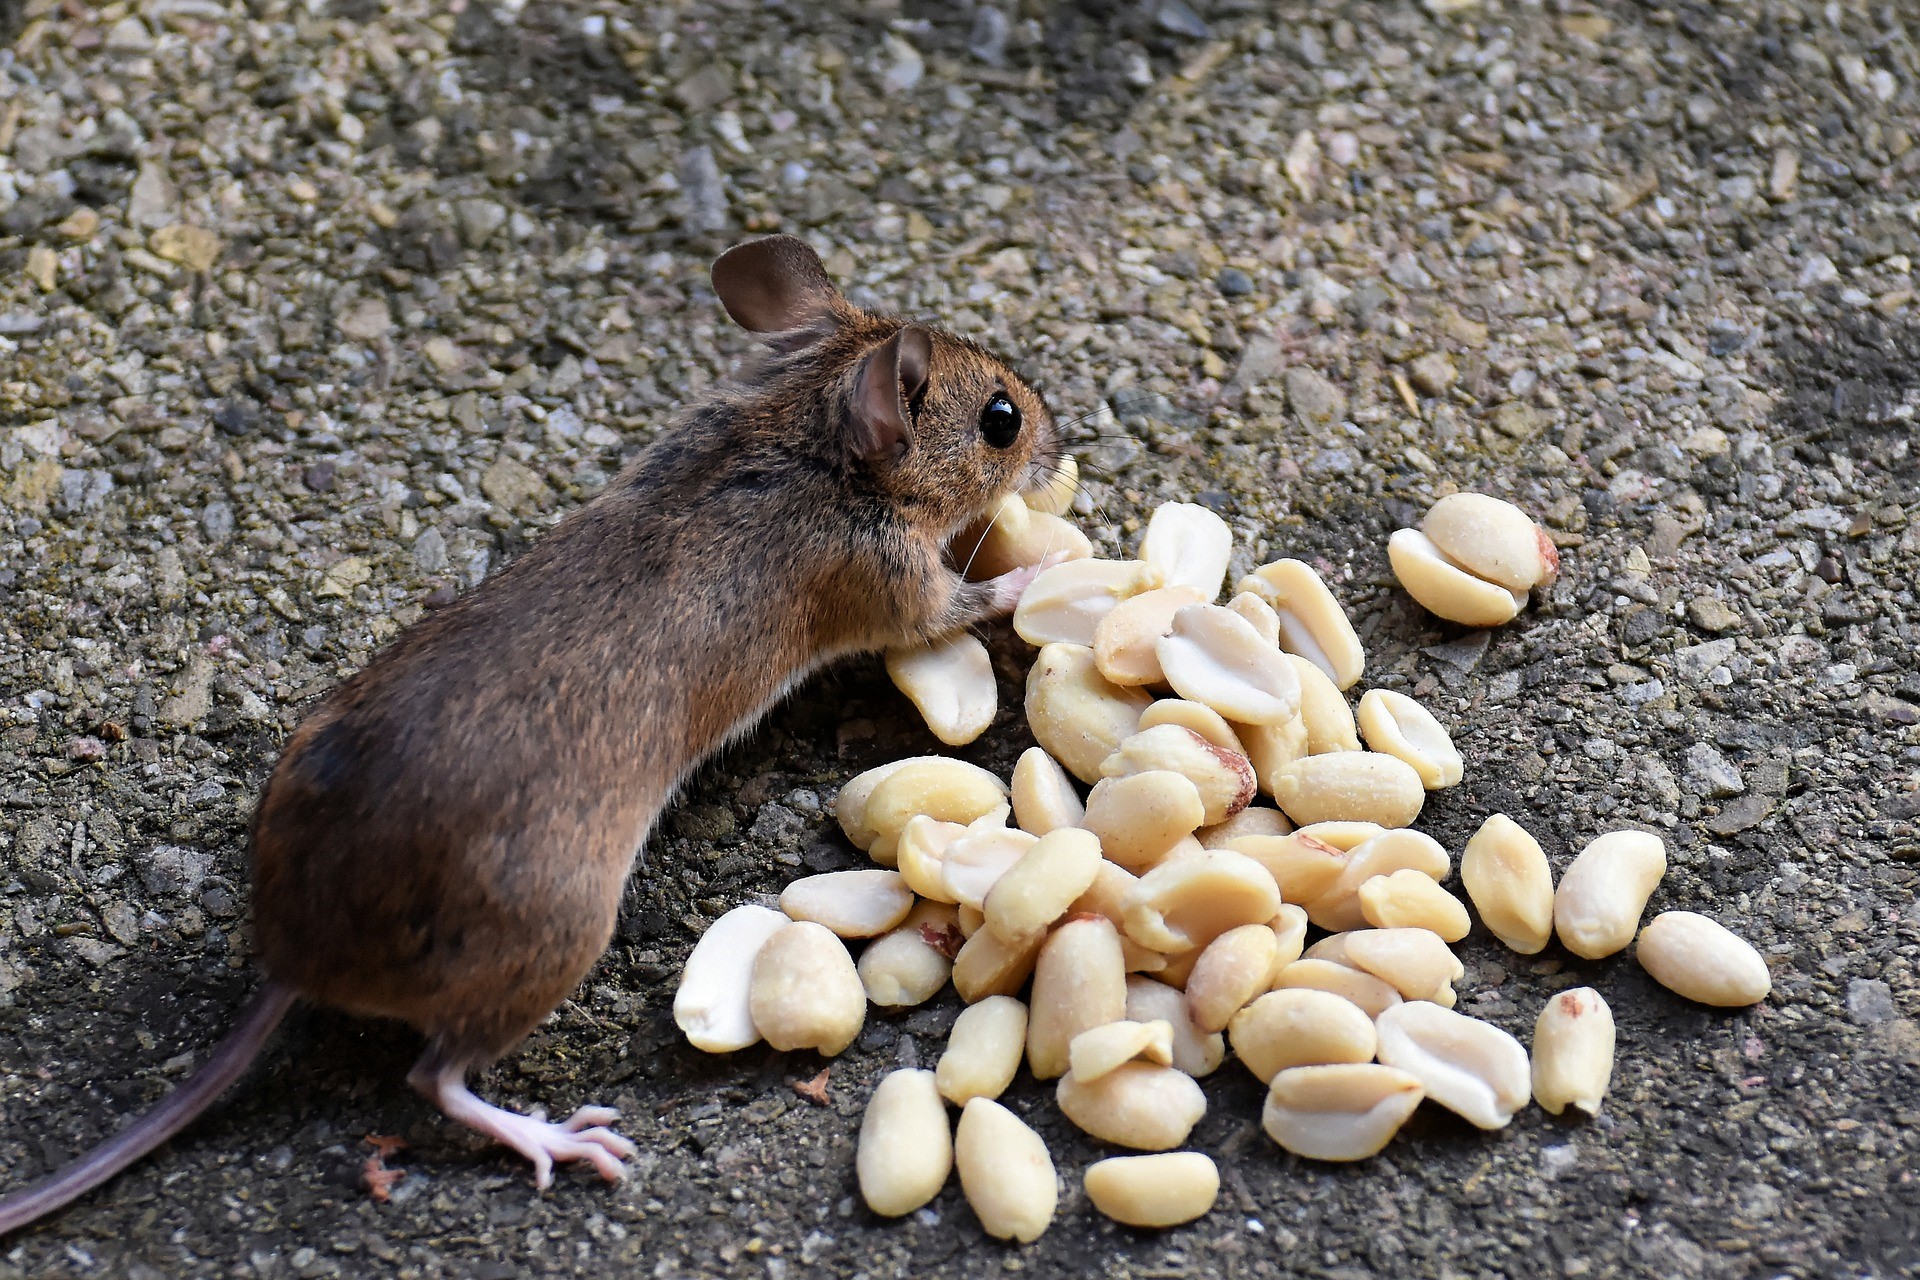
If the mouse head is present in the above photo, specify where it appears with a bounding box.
[711,235,1061,538]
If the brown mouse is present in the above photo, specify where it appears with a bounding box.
[0,234,1066,1231]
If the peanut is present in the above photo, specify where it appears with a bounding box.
[1229,988,1378,1083]
[1420,492,1558,592]
[1101,723,1256,825]
[1067,1019,1175,1081]
[1023,456,1079,516]
[1460,813,1555,955]
[1305,828,1450,932]
[984,828,1104,943]
[1387,528,1528,628]
[1083,1152,1220,1229]
[1082,770,1206,870]
[1235,558,1366,689]
[1531,987,1614,1117]
[895,814,966,902]
[864,757,1011,859]
[674,904,791,1053]
[1126,974,1225,1076]
[1026,915,1128,1079]
[1635,911,1771,1006]
[1056,1061,1207,1150]
[936,995,1028,1105]
[1272,751,1425,829]
[1196,804,1292,848]
[1139,698,1248,757]
[1184,923,1282,1033]
[1010,746,1085,837]
[859,901,962,1008]
[1358,868,1472,943]
[857,1069,952,1217]
[1013,559,1158,648]
[1290,653,1360,754]
[1155,604,1303,727]
[885,631,997,747]
[778,869,914,938]
[1261,1064,1425,1161]
[1122,849,1282,954]
[1342,927,1464,1003]
[1374,1002,1531,1129]
[940,821,1039,911]
[747,921,866,1056]
[952,921,1044,1003]
[955,1098,1057,1244]
[1355,688,1463,789]
[1026,643,1153,783]
[1140,501,1234,598]
[1093,584,1208,686]
[1554,830,1667,960]
[1271,958,1403,1018]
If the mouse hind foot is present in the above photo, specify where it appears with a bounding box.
[408,1051,636,1190]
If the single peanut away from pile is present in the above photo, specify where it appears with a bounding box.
[674,477,1772,1241]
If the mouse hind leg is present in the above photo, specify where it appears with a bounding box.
[407,1041,636,1190]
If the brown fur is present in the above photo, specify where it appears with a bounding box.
[249,239,1059,1064]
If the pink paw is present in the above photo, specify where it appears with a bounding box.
[986,551,1072,615]
[503,1105,637,1190]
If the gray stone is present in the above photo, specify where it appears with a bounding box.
[140,845,214,897]
[1684,743,1746,798]
[1284,367,1346,427]
[678,145,728,233]
[1847,978,1896,1025]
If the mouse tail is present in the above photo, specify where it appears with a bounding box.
[0,979,298,1236]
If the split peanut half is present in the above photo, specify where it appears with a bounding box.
[858,900,962,1007]
[937,995,1029,1106]
[1420,492,1559,593]
[857,1070,953,1217]
[1056,1060,1208,1150]
[1235,558,1366,689]
[1067,1019,1176,1082]
[1387,528,1528,628]
[778,869,914,939]
[1261,1064,1425,1162]
[955,1098,1057,1244]
[1013,559,1159,648]
[1093,584,1209,686]
[1460,813,1555,955]
[674,904,791,1053]
[747,921,867,1057]
[1355,689,1463,790]
[1635,911,1771,1006]
[1531,987,1614,1117]
[1554,830,1667,960]
[1155,604,1303,727]
[1229,988,1378,1083]
[885,631,998,747]
[1026,643,1154,783]
[1140,501,1234,598]
[1374,1002,1531,1130]
[1083,1152,1219,1229]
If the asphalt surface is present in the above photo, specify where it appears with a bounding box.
[0,0,1917,1276]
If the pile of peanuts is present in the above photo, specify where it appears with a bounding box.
[674,478,1772,1240]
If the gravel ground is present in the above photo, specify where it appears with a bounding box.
[2,0,1918,1275]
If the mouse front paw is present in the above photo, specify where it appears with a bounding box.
[983,550,1072,617]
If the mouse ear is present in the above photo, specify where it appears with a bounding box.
[849,325,932,465]
[710,235,843,343]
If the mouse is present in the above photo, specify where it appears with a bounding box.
[0,234,1068,1232]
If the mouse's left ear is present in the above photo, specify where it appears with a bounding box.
[711,235,843,344]
[848,325,931,465]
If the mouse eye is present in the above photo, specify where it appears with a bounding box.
[979,395,1022,449]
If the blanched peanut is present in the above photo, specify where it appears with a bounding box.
[1636,911,1771,1006]
[1356,689,1463,790]
[957,904,984,937]
[864,901,967,1013]
[1235,559,1366,690]
[1026,643,1154,783]
[1271,903,1309,969]
[1122,850,1282,954]
[1273,751,1425,829]
[1229,988,1378,1083]
[1126,975,1225,1076]
[1022,455,1079,516]
[1421,492,1559,592]
[1083,1152,1219,1229]
[1531,987,1614,1117]
[1094,585,1208,686]
[1185,924,1281,1033]
[1140,501,1233,598]
[836,756,943,852]
[1261,1064,1424,1161]
[1014,559,1158,648]
[1305,828,1450,932]
[985,828,1104,943]
[885,631,997,747]
[1197,804,1291,848]
[939,817,1037,911]
[1359,869,1471,943]
[1139,699,1247,757]
[864,758,1011,857]
[1149,942,1201,990]
[859,901,962,1007]
[896,815,966,902]
[1289,654,1360,755]
[1225,832,1347,905]
[955,1098,1057,1244]
[1554,830,1667,960]
[1387,528,1527,628]
[779,869,915,938]
[958,493,1092,581]
[857,1069,952,1217]
[952,922,1043,1003]
[1069,859,1137,926]
[1068,1019,1175,1081]
[1082,770,1206,870]
[1011,747,1085,837]
[1239,715,1308,795]
[1056,1061,1207,1150]
[1374,1002,1531,1129]
[1026,916,1127,1078]
[1297,820,1390,851]
[1461,813,1555,955]
[1271,958,1403,1019]
[747,922,866,1056]
[1343,928,1464,1003]
[1226,591,1282,646]
[1101,723,1256,826]
[936,995,1028,1105]
[674,904,790,1053]
[1155,605,1303,727]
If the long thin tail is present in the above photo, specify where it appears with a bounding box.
[0,980,297,1236]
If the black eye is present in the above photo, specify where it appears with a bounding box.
[979,395,1022,449]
